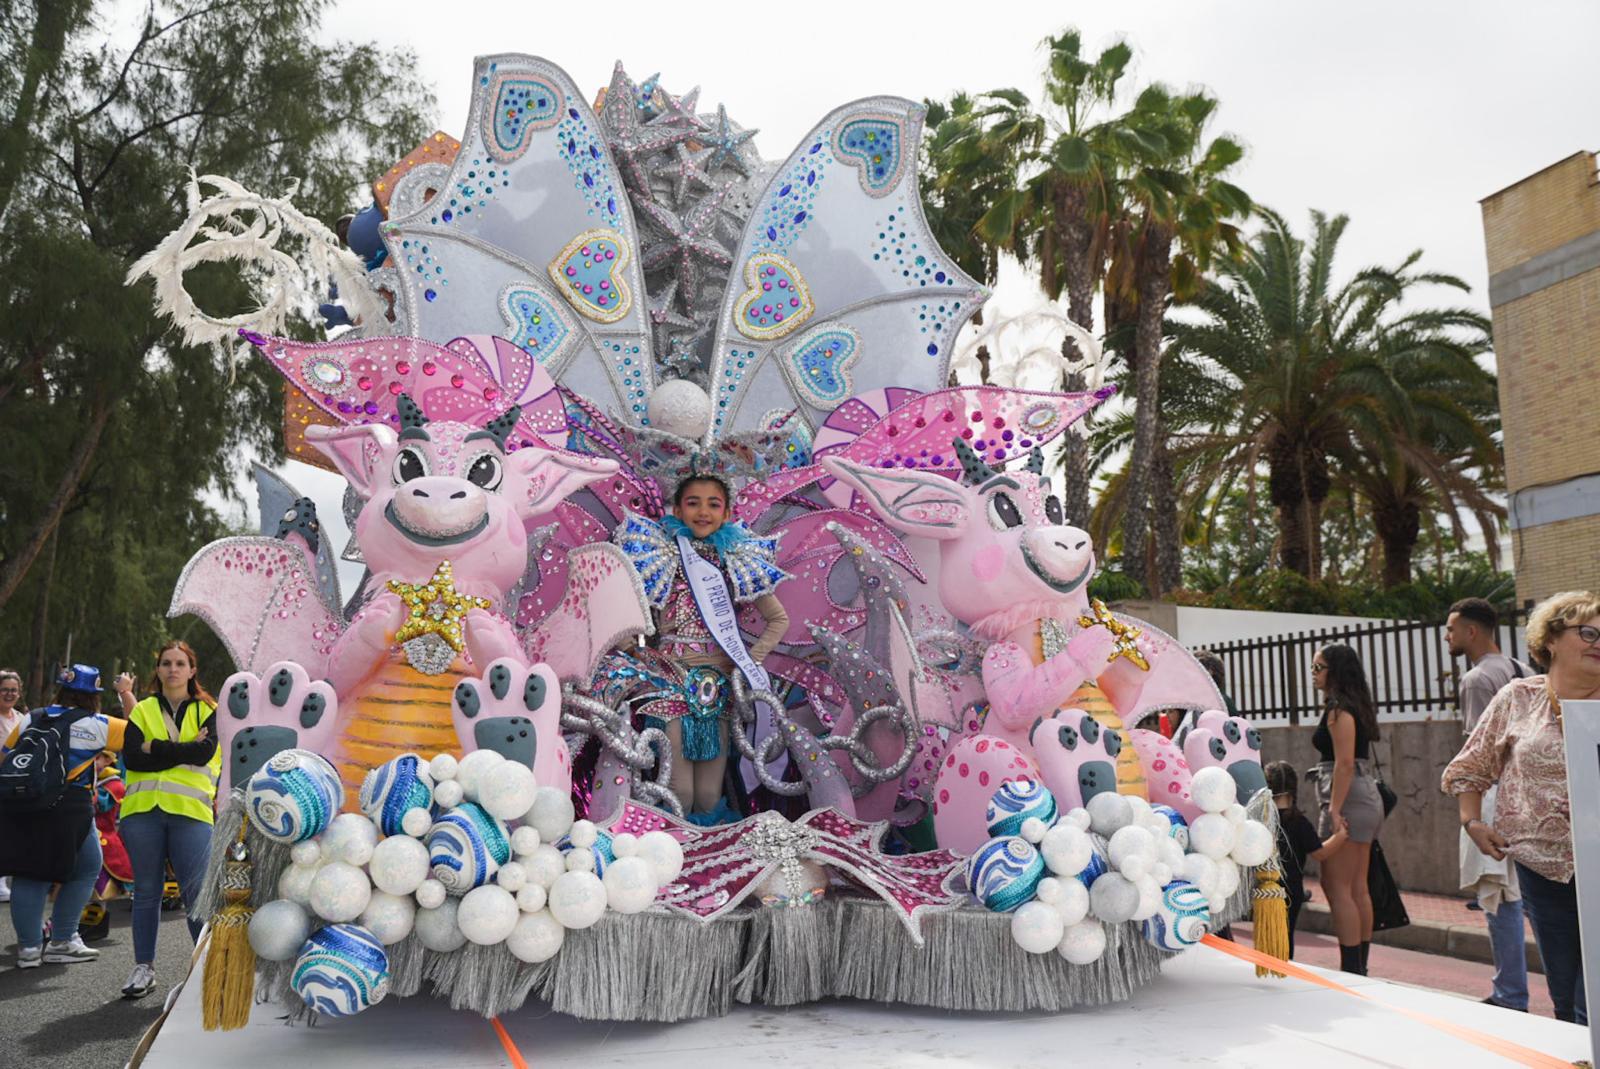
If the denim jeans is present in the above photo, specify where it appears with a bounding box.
[1515,862,1588,1024]
[9,824,101,949]
[120,809,213,963]
[1484,896,1529,1010]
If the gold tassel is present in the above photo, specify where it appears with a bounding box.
[1250,859,1291,978]
[202,834,257,1030]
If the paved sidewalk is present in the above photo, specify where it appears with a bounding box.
[1297,877,1542,973]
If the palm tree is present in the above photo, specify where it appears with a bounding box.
[1137,207,1498,581]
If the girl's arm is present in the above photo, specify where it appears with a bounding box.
[748,594,789,664]
[1308,825,1349,862]
[1328,708,1356,833]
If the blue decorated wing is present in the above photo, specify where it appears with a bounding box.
[379,55,655,419]
[721,526,788,602]
[612,513,678,607]
[702,98,989,442]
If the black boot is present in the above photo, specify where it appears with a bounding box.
[1339,943,1366,975]
[1360,941,1371,973]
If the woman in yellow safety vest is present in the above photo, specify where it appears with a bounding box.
[113,640,219,1000]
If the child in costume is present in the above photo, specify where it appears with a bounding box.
[615,475,788,821]
[1265,760,1348,960]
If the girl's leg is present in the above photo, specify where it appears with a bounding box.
[692,720,731,814]
[48,826,103,940]
[120,811,166,965]
[168,814,214,943]
[1318,839,1363,970]
[663,720,694,812]
[1351,841,1374,942]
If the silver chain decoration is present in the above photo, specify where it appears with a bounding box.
[561,687,683,817]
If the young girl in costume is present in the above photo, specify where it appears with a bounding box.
[1265,760,1348,960]
[615,474,788,822]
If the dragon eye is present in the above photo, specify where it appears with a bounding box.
[467,453,503,491]
[1045,495,1063,525]
[392,447,427,484]
[985,491,1024,531]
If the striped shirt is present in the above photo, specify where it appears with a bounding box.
[4,707,127,789]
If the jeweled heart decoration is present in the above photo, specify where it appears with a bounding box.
[783,324,860,407]
[483,74,563,162]
[547,229,633,324]
[734,252,814,341]
[498,282,575,367]
[834,115,906,196]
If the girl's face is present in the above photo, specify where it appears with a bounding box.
[673,481,729,540]
[158,648,196,692]
[0,678,19,712]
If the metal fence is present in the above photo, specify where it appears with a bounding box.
[1205,604,1535,725]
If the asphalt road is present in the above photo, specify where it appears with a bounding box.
[1,894,200,1069]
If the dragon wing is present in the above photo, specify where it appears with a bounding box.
[523,542,651,683]
[702,97,988,442]
[251,464,342,615]
[376,54,654,417]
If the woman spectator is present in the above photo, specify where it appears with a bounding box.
[113,640,219,1000]
[1444,590,1600,1025]
[1,664,125,968]
[1309,643,1385,975]
[0,668,23,903]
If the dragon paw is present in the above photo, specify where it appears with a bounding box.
[1030,707,1122,812]
[1179,710,1266,805]
[451,657,569,792]
[218,661,339,795]
[1130,728,1198,822]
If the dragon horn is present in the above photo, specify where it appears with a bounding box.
[483,404,523,449]
[1026,447,1046,475]
[396,393,428,432]
[953,437,997,485]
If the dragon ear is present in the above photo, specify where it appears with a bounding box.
[953,438,997,485]
[507,445,618,518]
[820,456,973,541]
[305,423,396,498]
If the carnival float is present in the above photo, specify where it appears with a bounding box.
[127,53,1284,1032]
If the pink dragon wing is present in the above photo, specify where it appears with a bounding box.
[523,542,651,683]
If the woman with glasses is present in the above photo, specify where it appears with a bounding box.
[0,669,22,903]
[1444,590,1600,1024]
[1309,643,1385,975]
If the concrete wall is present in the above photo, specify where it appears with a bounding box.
[1260,720,1469,896]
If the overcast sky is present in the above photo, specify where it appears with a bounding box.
[163,0,1597,558]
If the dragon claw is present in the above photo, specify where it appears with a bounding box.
[216,661,340,796]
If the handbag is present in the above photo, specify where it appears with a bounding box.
[1371,749,1399,816]
[1367,838,1410,931]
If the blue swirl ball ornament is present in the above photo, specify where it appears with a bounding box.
[291,923,391,1017]
[556,828,616,877]
[245,749,344,843]
[1149,804,1190,849]
[1075,838,1110,889]
[967,835,1046,913]
[984,779,1058,839]
[426,802,512,895]
[358,753,435,836]
[1142,879,1212,951]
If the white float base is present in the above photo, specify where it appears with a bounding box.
[140,943,1588,1068]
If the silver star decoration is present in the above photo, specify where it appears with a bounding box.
[647,85,706,133]
[647,278,697,353]
[635,180,736,309]
[702,104,758,176]
[597,63,641,139]
[651,142,717,206]
[659,334,704,379]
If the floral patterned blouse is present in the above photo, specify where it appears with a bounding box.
[1441,676,1574,882]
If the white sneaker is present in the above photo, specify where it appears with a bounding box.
[0,876,12,902]
[122,962,157,999]
[43,934,99,963]
[16,945,41,969]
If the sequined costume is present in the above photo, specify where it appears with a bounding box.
[614,515,789,760]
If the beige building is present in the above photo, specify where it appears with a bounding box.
[1481,151,1600,603]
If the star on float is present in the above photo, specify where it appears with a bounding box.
[1077,597,1150,671]
[388,560,491,653]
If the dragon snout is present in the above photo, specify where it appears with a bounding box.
[1020,526,1096,593]
[389,478,488,542]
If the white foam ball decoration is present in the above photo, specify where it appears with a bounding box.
[646,377,713,439]
[278,863,318,907]
[1011,899,1066,954]
[433,779,464,809]
[564,847,596,874]
[322,812,380,867]
[516,883,547,913]
[1034,876,1065,906]
[527,787,576,843]
[1214,858,1241,900]
[1179,854,1220,900]
[1223,802,1247,826]
[602,856,658,915]
[360,890,416,945]
[548,870,607,930]
[1052,873,1090,926]
[506,909,566,964]
[248,899,312,961]
[636,831,685,885]
[428,753,459,782]
[610,832,638,858]
[1188,813,1236,860]
[511,826,542,856]
[290,841,321,867]
[1156,836,1187,872]
[525,844,566,888]
[478,761,538,823]
[401,808,433,838]
[1190,767,1237,814]
[1088,872,1139,923]
[1150,861,1174,888]
[1230,820,1275,867]
[1120,854,1149,882]
[415,879,447,910]
[369,833,431,896]
[1057,919,1107,965]
[1020,817,1049,844]
[1038,824,1093,878]
[1086,792,1133,836]
[496,861,528,893]
[1131,878,1162,922]
[309,860,372,923]
[455,749,505,803]
[415,898,467,952]
[1062,807,1092,831]
[457,884,519,945]
[567,820,598,849]
[1124,795,1152,820]
[1108,825,1157,873]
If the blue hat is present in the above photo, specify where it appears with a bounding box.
[58,664,103,694]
